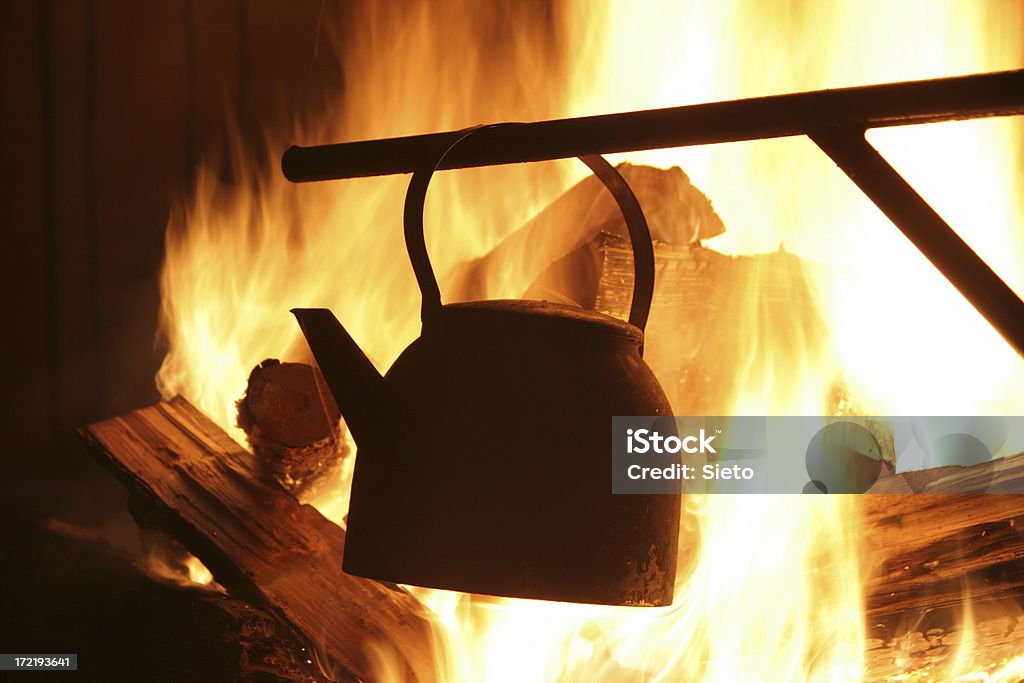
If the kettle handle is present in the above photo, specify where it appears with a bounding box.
[404,124,656,333]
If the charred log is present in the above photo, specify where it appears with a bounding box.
[79,397,436,683]
[863,452,1024,620]
[864,601,1024,681]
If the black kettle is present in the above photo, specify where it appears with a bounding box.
[293,126,679,606]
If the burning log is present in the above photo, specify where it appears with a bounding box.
[863,453,1024,620]
[79,397,437,683]
[590,237,831,415]
[447,163,725,307]
[863,462,1024,679]
[236,359,347,493]
[864,609,1024,681]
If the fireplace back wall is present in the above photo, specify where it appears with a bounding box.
[1,0,344,495]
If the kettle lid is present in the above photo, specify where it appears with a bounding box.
[434,299,643,344]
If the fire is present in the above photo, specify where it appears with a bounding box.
[401,494,864,682]
[155,1,1024,681]
[140,535,222,592]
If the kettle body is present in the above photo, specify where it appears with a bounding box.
[345,300,677,605]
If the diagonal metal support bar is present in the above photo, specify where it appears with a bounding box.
[809,127,1024,358]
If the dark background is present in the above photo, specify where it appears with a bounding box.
[2,0,344,490]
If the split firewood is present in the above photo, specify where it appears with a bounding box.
[862,451,1024,620]
[593,238,831,415]
[237,359,347,494]
[445,163,725,307]
[79,398,437,683]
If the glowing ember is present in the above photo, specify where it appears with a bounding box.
[155,1,1024,680]
[141,538,222,593]
[183,554,216,587]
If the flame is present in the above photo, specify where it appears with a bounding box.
[140,535,222,592]
[182,554,216,587]
[156,0,1024,681]
[405,494,864,682]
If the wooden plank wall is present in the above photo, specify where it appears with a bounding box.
[0,0,342,480]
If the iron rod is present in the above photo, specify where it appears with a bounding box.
[282,69,1024,182]
[809,127,1024,358]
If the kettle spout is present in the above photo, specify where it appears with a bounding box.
[291,308,384,445]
